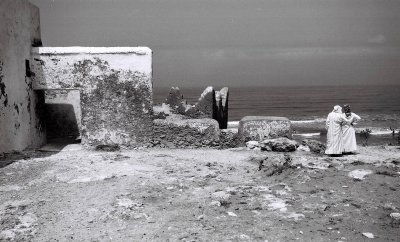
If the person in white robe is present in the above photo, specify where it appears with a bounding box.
[325,105,353,155]
[342,104,361,153]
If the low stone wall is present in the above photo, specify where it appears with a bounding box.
[31,47,153,148]
[150,116,220,148]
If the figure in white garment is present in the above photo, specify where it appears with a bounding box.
[325,105,353,156]
[342,104,361,153]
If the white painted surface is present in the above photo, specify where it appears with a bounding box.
[0,0,45,153]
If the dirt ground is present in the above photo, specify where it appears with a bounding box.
[1,145,400,241]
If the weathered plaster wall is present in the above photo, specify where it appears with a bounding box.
[0,0,46,154]
[31,47,153,147]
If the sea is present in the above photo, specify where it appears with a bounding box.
[153,85,400,146]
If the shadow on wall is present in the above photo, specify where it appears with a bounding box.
[44,103,80,139]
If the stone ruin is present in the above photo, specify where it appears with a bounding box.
[150,86,233,148]
[0,0,295,154]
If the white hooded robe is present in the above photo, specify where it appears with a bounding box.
[325,108,353,155]
[342,112,361,153]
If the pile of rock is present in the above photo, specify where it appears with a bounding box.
[246,138,326,154]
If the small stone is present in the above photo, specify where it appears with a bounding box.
[227,211,237,217]
[210,201,221,207]
[390,212,400,220]
[212,191,231,202]
[297,145,310,152]
[348,169,373,180]
[362,232,374,239]
[246,141,260,149]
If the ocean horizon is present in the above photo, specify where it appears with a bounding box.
[154,84,400,145]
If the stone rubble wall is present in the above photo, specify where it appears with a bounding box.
[0,0,46,154]
[150,115,221,148]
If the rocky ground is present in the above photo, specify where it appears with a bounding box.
[1,145,400,241]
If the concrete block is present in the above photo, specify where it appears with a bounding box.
[238,116,292,142]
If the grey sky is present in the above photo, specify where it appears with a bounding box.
[30,0,400,87]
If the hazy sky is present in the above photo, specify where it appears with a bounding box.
[30,0,400,87]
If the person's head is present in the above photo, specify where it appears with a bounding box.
[343,104,351,116]
[333,105,342,114]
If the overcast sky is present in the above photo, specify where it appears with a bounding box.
[30,0,400,87]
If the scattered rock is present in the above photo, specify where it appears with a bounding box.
[297,145,310,152]
[390,213,400,220]
[260,138,299,152]
[348,169,373,181]
[362,232,374,239]
[210,201,221,207]
[302,139,326,154]
[95,144,120,152]
[375,167,398,177]
[261,156,294,176]
[227,211,237,217]
[212,191,231,202]
[246,141,260,150]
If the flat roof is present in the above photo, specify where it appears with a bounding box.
[31,46,151,55]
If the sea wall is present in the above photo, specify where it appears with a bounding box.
[0,0,46,154]
[31,47,153,147]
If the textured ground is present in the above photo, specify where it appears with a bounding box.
[1,145,400,241]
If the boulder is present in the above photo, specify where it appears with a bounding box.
[302,139,326,154]
[238,116,292,142]
[260,138,299,152]
[214,87,229,129]
[165,87,187,114]
[195,86,215,118]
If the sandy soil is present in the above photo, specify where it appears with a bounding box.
[1,145,400,241]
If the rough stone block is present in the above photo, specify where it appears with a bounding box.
[238,116,292,142]
[194,86,215,118]
[260,138,299,152]
[215,87,229,129]
[152,115,220,148]
[31,47,153,147]
[165,87,186,114]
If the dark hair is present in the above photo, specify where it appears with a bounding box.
[343,104,351,113]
